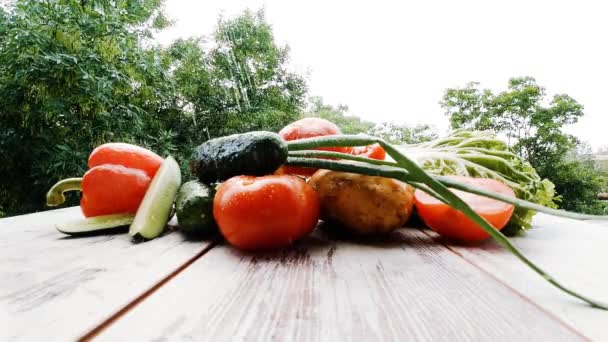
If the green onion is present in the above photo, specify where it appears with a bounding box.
[286,134,608,310]
[288,150,397,167]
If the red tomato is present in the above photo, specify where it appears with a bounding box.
[213,175,320,251]
[351,143,386,160]
[80,164,151,217]
[414,176,515,243]
[88,142,163,178]
[278,117,351,177]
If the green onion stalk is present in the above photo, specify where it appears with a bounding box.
[286,134,608,310]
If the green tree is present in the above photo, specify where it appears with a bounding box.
[441,77,606,213]
[441,77,583,168]
[304,96,375,134]
[304,96,437,144]
[0,0,180,216]
[595,146,608,172]
[368,122,438,144]
[0,4,307,217]
[169,10,306,143]
[551,145,608,214]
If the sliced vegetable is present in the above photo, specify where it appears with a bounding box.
[213,175,319,251]
[56,213,134,236]
[190,131,287,183]
[278,117,351,177]
[175,180,217,237]
[400,130,557,234]
[351,143,386,161]
[129,156,182,240]
[414,176,515,242]
[89,142,164,178]
[309,170,414,235]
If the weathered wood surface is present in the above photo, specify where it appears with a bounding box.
[2,208,606,341]
[96,226,585,342]
[437,215,608,341]
[0,207,211,342]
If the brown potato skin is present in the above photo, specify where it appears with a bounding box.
[309,170,415,235]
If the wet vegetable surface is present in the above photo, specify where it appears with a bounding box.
[190,131,288,183]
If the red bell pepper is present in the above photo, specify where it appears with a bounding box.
[47,143,163,217]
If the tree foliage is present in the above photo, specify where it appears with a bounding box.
[305,96,437,144]
[304,96,375,134]
[441,77,607,214]
[368,122,438,145]
[550,144,608,214]
[441,77,583,165]
[0,3,306,217]
[169,10,306,141]
[0,0,179,216]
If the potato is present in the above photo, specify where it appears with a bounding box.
[309,170,415,235]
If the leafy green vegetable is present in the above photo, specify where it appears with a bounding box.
[399,130,557,234]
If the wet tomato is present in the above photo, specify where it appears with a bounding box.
[278,117,351,177]
[213,175,320,251]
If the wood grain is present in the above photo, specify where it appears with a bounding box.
[0,207,211,342]
[96,226,585,342]
[427,214,608,341]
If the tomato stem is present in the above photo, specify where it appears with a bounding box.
[46,178,83,207]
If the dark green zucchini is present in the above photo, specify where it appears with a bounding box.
[190,131,287,183]
[175,180,217,237]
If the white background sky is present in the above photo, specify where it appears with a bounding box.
[158,0,608,150]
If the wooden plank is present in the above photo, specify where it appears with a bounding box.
[95,227,584,341]
[0,207,212,342]
[429,213,608,341]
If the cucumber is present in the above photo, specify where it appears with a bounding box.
[175,180,217,237]
[190,131,287,183]
[56,213,134,236]
[129,156,182,240]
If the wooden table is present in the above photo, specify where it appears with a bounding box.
[1,207,607,341]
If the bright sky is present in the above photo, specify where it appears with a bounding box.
[158,0,608,150]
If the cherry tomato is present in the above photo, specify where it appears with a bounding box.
[278,117,351,177]
[213,175,320,251]
[80,164,151,217]
[88,142,163,178]
[351,143,386,160]
[414,175,515,243]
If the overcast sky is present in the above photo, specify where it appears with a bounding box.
[158,0,608,150]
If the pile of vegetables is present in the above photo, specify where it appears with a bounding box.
[46,117,608,310]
